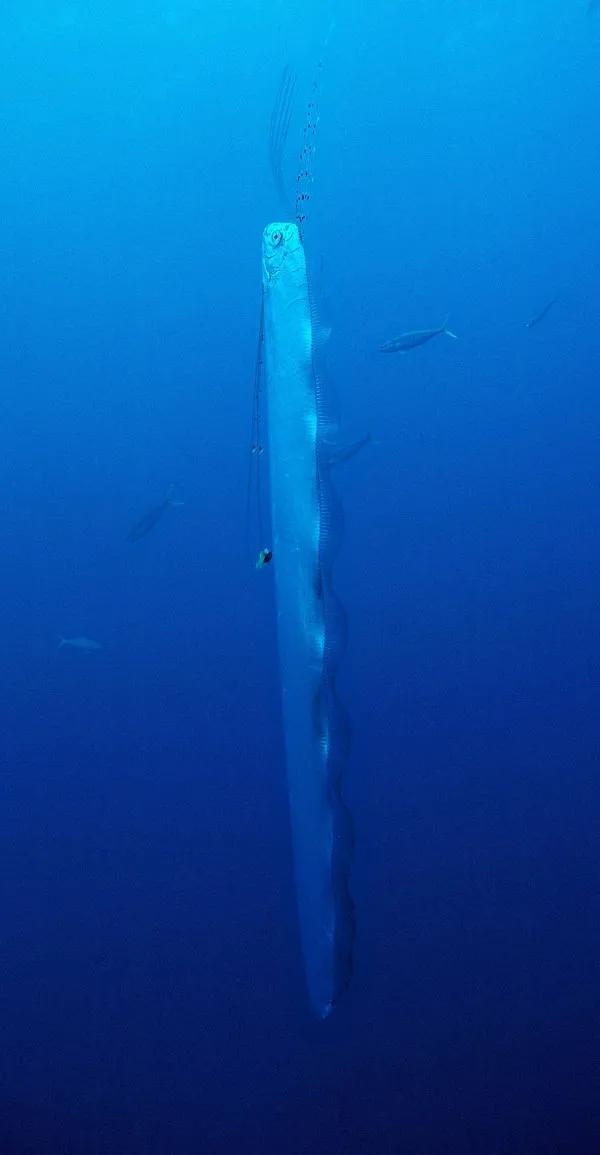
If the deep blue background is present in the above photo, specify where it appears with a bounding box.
[1,2,599,1152]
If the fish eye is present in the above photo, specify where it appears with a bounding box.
[271,230,283,246]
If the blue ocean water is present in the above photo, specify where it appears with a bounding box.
[1,2,599,1151]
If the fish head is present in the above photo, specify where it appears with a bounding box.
[262,221,302,284]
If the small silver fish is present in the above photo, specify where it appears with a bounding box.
[381,317,458,353]
[59,636,103,652]
[128,484,182,543]
[328,434,372,467]
[524,297,557,330]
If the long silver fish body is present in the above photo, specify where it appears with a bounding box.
[58,636,103,651]
[381,320,457,353]
[262,221,354,1018]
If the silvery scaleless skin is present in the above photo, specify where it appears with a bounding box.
[262,221,354,1018]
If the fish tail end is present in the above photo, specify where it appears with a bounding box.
[442,314,458,339]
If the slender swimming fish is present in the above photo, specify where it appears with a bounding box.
[262,221,354,1018]
[328,433,372,468]
[381,317,457,353]
[59,636,103,652]
[524,297,557,330]
[127,485,179,542]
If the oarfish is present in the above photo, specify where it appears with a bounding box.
[262,220,354,1018]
